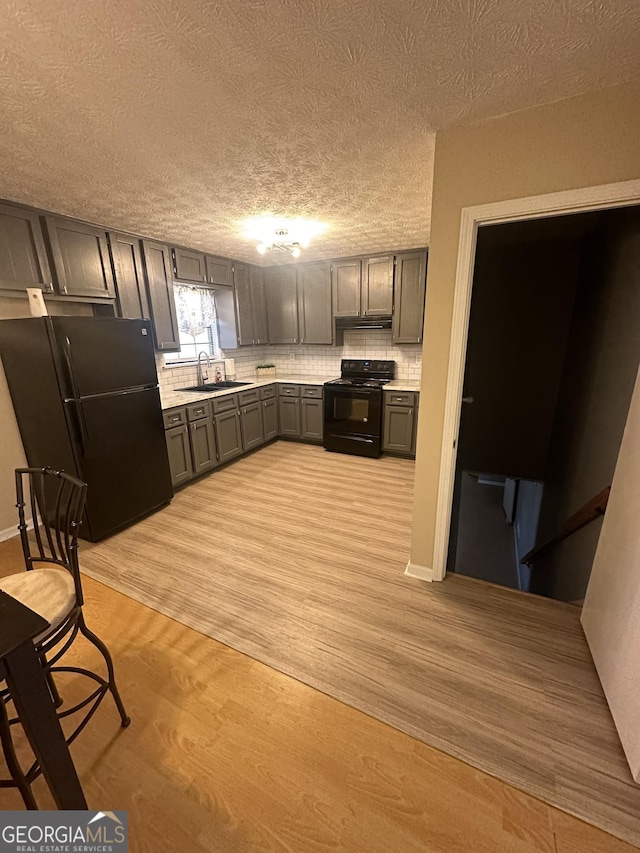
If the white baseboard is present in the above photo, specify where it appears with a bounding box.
[0,524,19,543]
[404,561,435,582]
[0,518,35,543]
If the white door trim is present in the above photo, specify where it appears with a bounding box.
[432,178,640,582]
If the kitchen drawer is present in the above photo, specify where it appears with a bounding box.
[186,400,211,421]
[278,383,300,397]
[259,384,276,400]
[385,391,416,407]
[212,393,238,414]
[163,407,186,429]
[238,388,260,406]
[302,385,323,399]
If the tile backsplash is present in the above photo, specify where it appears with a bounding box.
[156,330,422,391]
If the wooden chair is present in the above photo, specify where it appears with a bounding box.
[0,467,130,808]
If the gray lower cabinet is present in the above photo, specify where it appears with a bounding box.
[164,403,217,486]
[214,409,243,463]
[240,401,264,450]
[301,397,323,441]
[165,424,193,486]
[189,417,217,474]
[278,395,301,437]
[392,250,427,344]
[0,203,53,293]
[383,391,417,455]
[261,396,278,441]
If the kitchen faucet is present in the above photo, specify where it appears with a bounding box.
[197,351,211,386]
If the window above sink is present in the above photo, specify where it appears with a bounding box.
[165,284,221,364]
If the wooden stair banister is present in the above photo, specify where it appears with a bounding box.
[521,485,611,567]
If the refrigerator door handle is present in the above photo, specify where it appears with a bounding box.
[62,336,82,400]
[65,399,89,456]
[62,338,89,449]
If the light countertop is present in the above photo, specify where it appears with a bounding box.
[384,380,421,392]
[160,375,420,410]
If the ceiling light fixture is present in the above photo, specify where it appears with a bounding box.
[243,216,327,259]
[257,229,302,257]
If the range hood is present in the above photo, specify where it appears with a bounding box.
[335,315,392,331]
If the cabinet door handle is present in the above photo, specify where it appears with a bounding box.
[409,408,413,415]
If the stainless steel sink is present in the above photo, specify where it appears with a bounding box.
[177,381,251,392]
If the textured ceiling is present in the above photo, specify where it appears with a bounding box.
[1,0,639,264]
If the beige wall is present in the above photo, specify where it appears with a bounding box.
[0,298,92,535]
[581,366,640,782]
[411,81,640,571]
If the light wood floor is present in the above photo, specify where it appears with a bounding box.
[0,538,633,853]
[1,442,638,849]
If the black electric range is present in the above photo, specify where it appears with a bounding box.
[323,360,396,457]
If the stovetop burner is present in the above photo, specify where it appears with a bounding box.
[327,358,396,387]
[326,377,390,388]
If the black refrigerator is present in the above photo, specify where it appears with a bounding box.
[0,316,173,541]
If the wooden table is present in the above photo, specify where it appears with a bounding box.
[0,590,87,809]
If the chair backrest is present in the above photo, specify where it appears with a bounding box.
[15,467,88,608]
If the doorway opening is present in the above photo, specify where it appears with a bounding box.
[447,204,640,602]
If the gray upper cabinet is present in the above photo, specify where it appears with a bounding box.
[43,216,115,299]
[234,263,269,346]
[297,262,332,344]
[109,232,150,320]
[249,266,269,344]
[392,250,427,344]
[214,285,240,350]
[173,248,207,283]
[233,263,255,345]
[206,255,233,287]
[141,240,180,352]
[264,265,299,344]
[362,255,393,315]
[331,254,393,317]
[332,259,361,317]
[0,203,53,293]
